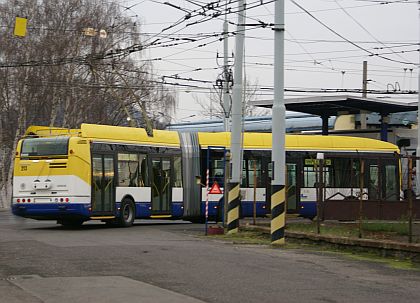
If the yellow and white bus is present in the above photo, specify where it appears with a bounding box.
[12,124,400,226]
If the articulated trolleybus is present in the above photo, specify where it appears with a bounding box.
[12,124,400,226]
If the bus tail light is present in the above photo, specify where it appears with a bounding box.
[60,198,64,202]
[17,199,20,203]
[27,199,31,203]
[65,198,69,203]
[22,199,26,203]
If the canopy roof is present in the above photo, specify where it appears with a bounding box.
[253,95,417,117]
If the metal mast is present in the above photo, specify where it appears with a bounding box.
[271,0,286,245]
[223,0,230,132]
[227,0,245,234]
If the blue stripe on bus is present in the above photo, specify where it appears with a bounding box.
[171,202,183,217]
[12,203,91,218]
[134,202,184,218]
[199,200,268,218]
[198,200,317,219]
[299,201,317,219]
[11,200,317,221]
[240,201,268,217]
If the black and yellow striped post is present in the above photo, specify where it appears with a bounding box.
[271,185,285,244]
[227,182,240,234]
[271,0,286,245]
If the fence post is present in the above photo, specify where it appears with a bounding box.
[408,156,413,243]
[253,161,257,226]
[224,152,231,228]
[358,160,365,238]
[316,153,324,234]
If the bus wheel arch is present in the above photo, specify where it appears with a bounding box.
[118,196,136,227]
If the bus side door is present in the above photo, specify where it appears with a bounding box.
[92,153,115,214]
[150,156,172,214]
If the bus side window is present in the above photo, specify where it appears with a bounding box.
[118,153,145,187]
[303,158,331,188]
[304,165,317,187]
[368,164,379,200]
[118,154,130,187]
[139,154,148,187]
[173,156,182,187]
[248,159,262,187]
[384,163,398,200]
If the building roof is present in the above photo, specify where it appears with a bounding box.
[252,95,417,116]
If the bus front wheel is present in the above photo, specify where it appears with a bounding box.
[118,198,135,227]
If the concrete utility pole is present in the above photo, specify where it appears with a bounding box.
[223,0,231,132]
[271,0,286,245]
[227,0,245,234]
[417,1,420,195]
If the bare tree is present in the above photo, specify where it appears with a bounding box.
[195,79,270,120]
[0,0,176,208]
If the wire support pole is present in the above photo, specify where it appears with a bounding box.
[271,0,286,245]
[223,0,231,132]
[227,0,246,234]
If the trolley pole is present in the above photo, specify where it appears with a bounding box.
[271,0,286,245]
[227,0,245,234]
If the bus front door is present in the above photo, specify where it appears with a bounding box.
[151,157,172,214]
[92,154,115,215]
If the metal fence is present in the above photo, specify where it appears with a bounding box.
[315,155,419,243]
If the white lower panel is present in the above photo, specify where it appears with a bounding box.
[116,187,151,203]
[116,187,184,203]
[13,175,90,196]
[201,188,266,202]
[172,188,183,202]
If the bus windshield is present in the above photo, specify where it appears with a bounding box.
[21,137,69,158]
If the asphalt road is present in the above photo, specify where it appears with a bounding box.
[1,210,420,303]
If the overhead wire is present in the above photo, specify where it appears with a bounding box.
[1,0,417,110]
[289,0,418,66]
[333,0,410,62]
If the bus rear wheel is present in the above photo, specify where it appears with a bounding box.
[118,198,135,227]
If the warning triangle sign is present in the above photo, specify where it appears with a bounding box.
[209,181,223,194]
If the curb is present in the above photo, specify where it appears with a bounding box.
[242,225,420,254]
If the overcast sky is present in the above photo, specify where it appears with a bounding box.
[118,0,419,122]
